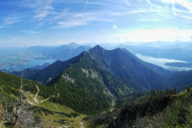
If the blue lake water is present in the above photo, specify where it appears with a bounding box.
[136,54,192,70]
[3,59,56,69]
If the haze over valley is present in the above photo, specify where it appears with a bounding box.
[1,42,192,73]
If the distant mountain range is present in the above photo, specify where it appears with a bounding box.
[24,42,192,70]
[118,44,192,62]
[165,62,192,68]
[27,42,92,61]
[160,42,192,50]
[32,63,51,69]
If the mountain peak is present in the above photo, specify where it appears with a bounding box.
[58,42,81,50]
[91,45,105,51]
[69,42,77,45]
[67,42,80,47]
[89,45,106,55]
[113,47,122,51]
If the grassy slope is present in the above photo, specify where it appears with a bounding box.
[23,87,89,127]
[0,71,90,127]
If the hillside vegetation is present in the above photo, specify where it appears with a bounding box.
[0,70,107,127]
[18,46,192,95]
[13,46,172,96]
[88,87,192,128]
[2,45,192,127]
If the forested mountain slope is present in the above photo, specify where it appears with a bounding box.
[105,88,192,128]
[12,45,172,94]
[89,46,170,90]
[25,52,84,85]
[15,45,192,94]
[169,70,192,92]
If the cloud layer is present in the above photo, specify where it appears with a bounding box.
[0,0,192,46]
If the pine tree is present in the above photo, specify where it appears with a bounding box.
[150,89,156,97]
[157,89,160,95]
[173,88,177,94]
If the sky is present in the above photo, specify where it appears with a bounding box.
[0,0,192,47]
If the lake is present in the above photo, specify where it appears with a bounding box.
[135,54,192,70]
[3,58,56,69]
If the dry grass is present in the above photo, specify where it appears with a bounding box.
[23,89,89,127]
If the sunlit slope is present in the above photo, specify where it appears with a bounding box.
[0,71,90,127]
[0,66,115,119]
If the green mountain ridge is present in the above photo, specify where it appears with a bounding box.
[88,46,170,90]
[1,45,192,127]
[11,52,84,85]
[13,45,172,96]
[7,45,175,117]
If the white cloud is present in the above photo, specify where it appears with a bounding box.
[85,0,89,11]
[28,31,41,34]
[23,30,41,34]
[19,0,53,20]
[124,28,192,42]
[124,0,131,6]
[56,21,87,28]
[0,17,22,28]
[53,11,113,28]
[168,21,192,29]
[146,0,152,8]
[69,39,75,41]
[113,25,117,28]
[4,17,22,25]
[37,22,44,26]
[110,9,165,16]
[2,0,192,46]
[161,0,192,12]
[9,37,24,42]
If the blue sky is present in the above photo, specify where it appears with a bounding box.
[0,0,192,47]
